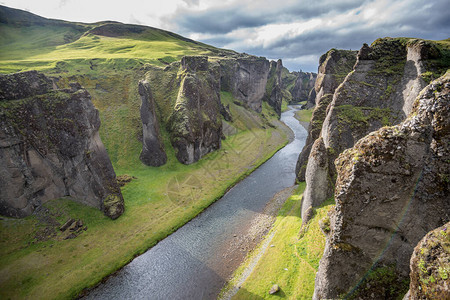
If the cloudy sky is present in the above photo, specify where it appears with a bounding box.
[1,0,449,72]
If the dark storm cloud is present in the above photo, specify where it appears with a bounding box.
[167,0,450,71]
[176,8,270,34]
[173,0,369,34]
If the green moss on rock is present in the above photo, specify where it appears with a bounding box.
[348,265,409,300]
[410,222,450,299]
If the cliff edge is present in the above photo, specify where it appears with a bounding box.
[313,71,450,299]
[0,71,124,219]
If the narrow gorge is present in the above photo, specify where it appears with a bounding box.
[0,4,449,300]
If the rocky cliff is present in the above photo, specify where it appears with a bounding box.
[295,49,357,181]
[300,38,447,221]
[293,72,317,107]
[0,71,124,219]
[141,54,287,165]
[281,68,317,105]
[138,80,167,167]
[313,71,450,299]
[266,59,283,116]
[169,56,222,164]
[219,56,270,113]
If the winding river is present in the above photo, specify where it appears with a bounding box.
[85,106,307,299]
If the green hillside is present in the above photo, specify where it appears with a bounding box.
[0,6,292,299]
[0,5,234,73]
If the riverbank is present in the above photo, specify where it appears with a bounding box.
[220,184,335,299]
[0,110,291,300]
[294,108,313,130]
[79,106,307,299]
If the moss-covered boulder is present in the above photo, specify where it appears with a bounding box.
[0,71,124,219]
[313,71,450,299]
[409,222,450,299]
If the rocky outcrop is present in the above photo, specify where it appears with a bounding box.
[313,72,450,299]
[300,38,445,221]
[307,88,316,107]
[141,54,288,165]
[266,59,283,116]
[408,222,450,299]
[292,72,317,107]
[0,71,124,219]
[281,68,317,106]
[138,80,167,166]
[295,49,357,181]
[313,49,358,106]
[219,56,270,113]
[169,56,222,164]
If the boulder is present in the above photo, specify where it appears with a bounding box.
[409,222,450,299]
[269,284,280,295]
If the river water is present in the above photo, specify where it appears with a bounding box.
[84,106,307,300]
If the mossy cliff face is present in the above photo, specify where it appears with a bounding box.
[0,71,124,219]
[314,49,358,107]
[219,56,270,113]
[301,38,448,221]
[281,67,317,105]
[138,79,167,166]
[169,56,222,164]
[313,72,450,299]
[295,49,357,181]
[142,54,285,165]
[296,72,317,107]
[266,59,283,116]
[408,222,450,299]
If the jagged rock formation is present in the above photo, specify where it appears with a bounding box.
[281,68,317,105]
[300,38,446,221]
[0,71,124,219]
[219,56,270,113]
[266,59,283,116]
[142,54,287,165]
[169,56,222,164]
[307,88,316,108]
[408,222,450,299]
[294,72,317,107]
[138,80,167,166]
[313,72,450,299]
[295,49,357,181]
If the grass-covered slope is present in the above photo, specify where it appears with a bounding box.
[220,183,335,299]
[0,5,232,72]
[0,98,289,299]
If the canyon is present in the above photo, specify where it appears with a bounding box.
[0,4,449,300]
